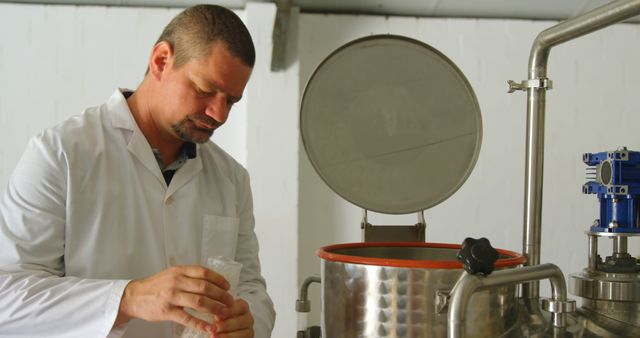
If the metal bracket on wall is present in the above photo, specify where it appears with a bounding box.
[271,0,292,71]
[507,78,553,93]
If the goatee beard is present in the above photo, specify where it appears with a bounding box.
[172,118,214,144]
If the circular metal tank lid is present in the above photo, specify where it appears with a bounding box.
[300,35,482,214]
[317,242,526,269]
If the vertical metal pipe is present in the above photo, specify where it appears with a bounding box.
[588,234,598,271]
[613,235,628,255]
[521,0,640,301]
[522,83,547,299]
[552,309,566,328]
[619,236,628,253]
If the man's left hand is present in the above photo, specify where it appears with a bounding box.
[211,298,254,338]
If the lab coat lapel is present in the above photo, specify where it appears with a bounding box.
[108,89,166,187]
[166,149,203,197]
[127,131,166,186]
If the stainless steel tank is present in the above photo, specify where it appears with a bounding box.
[297,2,640,337]
[318,242,526,338]
[299,35,491,338]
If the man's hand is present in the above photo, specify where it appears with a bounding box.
[211,298,254,338]
[114,265,235,333]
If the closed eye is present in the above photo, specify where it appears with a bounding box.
[195,87,213,97]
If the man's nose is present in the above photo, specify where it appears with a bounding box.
[204,94,230,124]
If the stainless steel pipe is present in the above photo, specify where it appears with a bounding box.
[448,263,568,338]
[613,236,628,255]
[521,0,640,300]
[588,234,598,271]
[296,275,321,312]
[296,276,321,338]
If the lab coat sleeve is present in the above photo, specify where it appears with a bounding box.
[0,135,130,338]
[234,169,276,338]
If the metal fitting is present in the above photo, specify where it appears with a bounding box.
[435,289,451,314]
[296,299,311,312]
[507,78,553,93]
[540,297,576,314]
[296,276,321,313]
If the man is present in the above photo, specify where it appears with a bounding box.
[0,4,275,338]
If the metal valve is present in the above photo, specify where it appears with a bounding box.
[457,237,499,275]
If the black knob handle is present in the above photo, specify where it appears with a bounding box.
[457,237,499,275]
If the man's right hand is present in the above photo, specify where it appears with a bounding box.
[114,265,235,333]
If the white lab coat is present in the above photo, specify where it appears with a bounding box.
[0,89,275,338]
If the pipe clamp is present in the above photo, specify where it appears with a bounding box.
[540,297,576,313]
[507,78,553,93]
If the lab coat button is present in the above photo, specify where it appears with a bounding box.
[169,257,176,266]
[166,196,174,205]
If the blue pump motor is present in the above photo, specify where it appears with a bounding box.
[583,147,640,234]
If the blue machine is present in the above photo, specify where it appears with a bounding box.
[583,147,640,234]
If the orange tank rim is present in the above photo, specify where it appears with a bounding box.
[316,242,527,269]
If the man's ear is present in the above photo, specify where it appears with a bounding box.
[148,41,173,81]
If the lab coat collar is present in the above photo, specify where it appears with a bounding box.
[105,89,203,193]
[107,88,137,131]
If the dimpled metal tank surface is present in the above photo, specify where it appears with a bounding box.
[319,244,525,338]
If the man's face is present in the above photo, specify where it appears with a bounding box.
[160,42,252,144]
